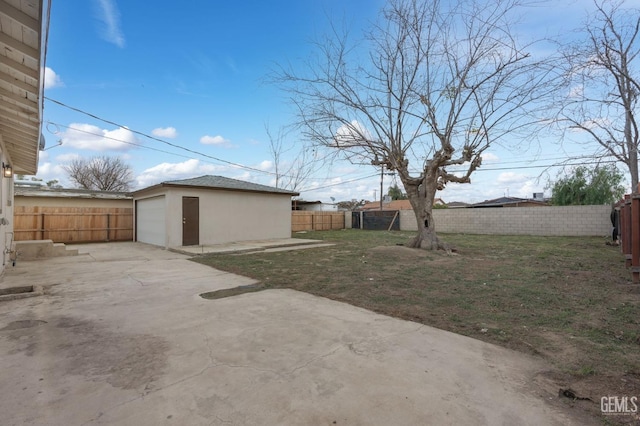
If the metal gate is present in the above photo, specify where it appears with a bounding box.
[354,210,400,230]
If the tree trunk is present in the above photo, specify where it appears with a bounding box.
[624,90,639,191]
[630,149,639,192]
[403,174,448,251]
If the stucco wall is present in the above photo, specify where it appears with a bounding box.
[0,139,15,271]
[164,188,292,247]
[15,196,132,209]
[399,205,612,236]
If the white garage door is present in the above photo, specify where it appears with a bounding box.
[136,196,166,247]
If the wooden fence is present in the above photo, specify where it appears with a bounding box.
[292,211,345,232]
[617,194,640,282]
[14,206,133,243]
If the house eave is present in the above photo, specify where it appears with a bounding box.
[0,0,48,174]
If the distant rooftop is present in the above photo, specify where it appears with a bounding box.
[447,201,471,208]
[360,198,444,211]
[471,196,548,208]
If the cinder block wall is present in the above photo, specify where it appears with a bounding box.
[399,205,612,236]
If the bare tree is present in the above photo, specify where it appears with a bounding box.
[64,156,134,191]
[265,124,322,192]
[556,0,640,189]
[277,0,555,250]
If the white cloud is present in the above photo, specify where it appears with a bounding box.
[334,120,372,147]
[568,84,584,99]
[257,160,273,171]
[134,159,224,189]
[497,172,529,185]
[572,117,611,132]
[36,162,67,178]
[151,127,178,138]
[94,0,125,48]
[43,67,63,89]
[31,155,70,186]
[481,152,499,163]
[54,153,81,163]
[60,123,139,151]
[200,135,232,147]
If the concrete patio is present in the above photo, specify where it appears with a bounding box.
[0,242,597,425]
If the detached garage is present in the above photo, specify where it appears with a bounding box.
[132,175,298,249]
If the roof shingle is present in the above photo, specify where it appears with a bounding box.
[140,175,298,196]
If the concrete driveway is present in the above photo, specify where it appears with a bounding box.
[0,242,596,425]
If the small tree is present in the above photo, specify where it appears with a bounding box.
[46,179,62,188]
[337,199,367,210]
[64,156,134,191]
[549,164,625,205]
[388,184,407,200]
[265,124,322,192]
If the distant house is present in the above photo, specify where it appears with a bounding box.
[15,185,132,209]
[359,198,445,211]
[471,196,548,208]
[292,200,338,212]
[132,175,298,249]
[447,201,471,208]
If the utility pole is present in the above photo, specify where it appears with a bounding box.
[371,157,396,211]
[372,157,385,211]
[380,164,384,210]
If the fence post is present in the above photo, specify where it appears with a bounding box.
[632,195,640,283]
[106,213,111,242]
[39,213,45,240]
[623,195,632,268]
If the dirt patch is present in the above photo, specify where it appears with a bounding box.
[1,319,47,331]
[368,245,432,258]
[4,315,169,391]
[54,316,169,390]
[200,284,264,299]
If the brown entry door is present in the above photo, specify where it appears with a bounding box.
[182,197,199,246]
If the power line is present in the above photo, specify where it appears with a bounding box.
[445,159,618,174]
[46,121,375,188]
[45,97,279,177]
[299,173,380,192]
[46,121,195,160]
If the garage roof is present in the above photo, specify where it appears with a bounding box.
[134,175,300,196]
[0,0,48,174]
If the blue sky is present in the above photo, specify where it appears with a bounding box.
[35,0,638,203]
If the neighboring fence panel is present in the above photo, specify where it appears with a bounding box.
[14,206,133,243]
[618,194,640,282]
[291,211,345,232]
[362,210,400,231]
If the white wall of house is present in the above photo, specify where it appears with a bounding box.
[297,203,338,212]
[164,188,292,247]
[0,136,15,270]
